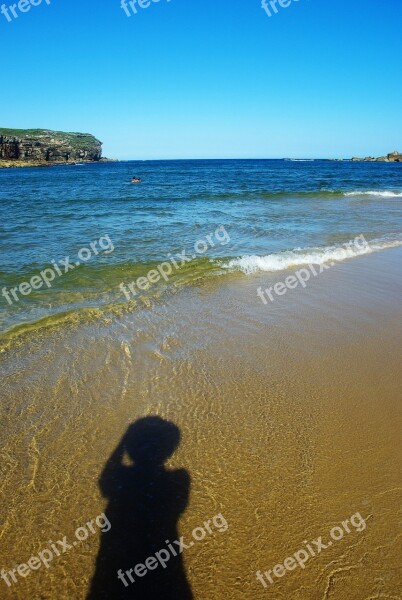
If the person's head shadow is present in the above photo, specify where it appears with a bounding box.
[87,416,193,600]
[123,416,180,468]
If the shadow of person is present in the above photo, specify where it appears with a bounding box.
[87,416,193,600]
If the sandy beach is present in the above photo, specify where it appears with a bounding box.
[2,0,401,597]
[1,246,401,599]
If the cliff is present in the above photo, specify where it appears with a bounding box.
[0,128,107,168]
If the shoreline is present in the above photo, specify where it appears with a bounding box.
[2,158,402,167]
[1,241,401,352]
[0,158,118,169]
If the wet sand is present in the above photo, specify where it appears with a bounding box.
[0,247,401,599]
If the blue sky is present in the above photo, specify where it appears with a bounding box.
[1,0,401,159]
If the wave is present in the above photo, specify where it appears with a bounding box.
[2,237,401,347]
[344,190,402,198]
[222,236,402,275]
[187,189,345,202]
[187,189,402,202]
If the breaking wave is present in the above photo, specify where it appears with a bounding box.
[344,191,402,198]
[222,236,402,274]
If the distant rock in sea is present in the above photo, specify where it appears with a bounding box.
[351,150,402,163]
[0,128,116,168]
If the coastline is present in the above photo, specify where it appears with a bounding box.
[0,158,118,169]
[1,245,401,598]
[2,155,402,168]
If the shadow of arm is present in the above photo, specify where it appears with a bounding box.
[99,436,128,498]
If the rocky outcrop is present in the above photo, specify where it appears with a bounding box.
[351,151,402,163]
[387,151,402,162]
[0,128,107,167]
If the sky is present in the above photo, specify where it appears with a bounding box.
[1,0,402,159]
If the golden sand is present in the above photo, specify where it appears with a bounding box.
[0,247,401,599]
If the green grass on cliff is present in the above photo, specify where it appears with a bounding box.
[0,128,101,148]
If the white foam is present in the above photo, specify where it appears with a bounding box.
[223,238,402,275]
[344,191,402,198]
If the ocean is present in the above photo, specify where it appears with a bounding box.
[1,159,401,345]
